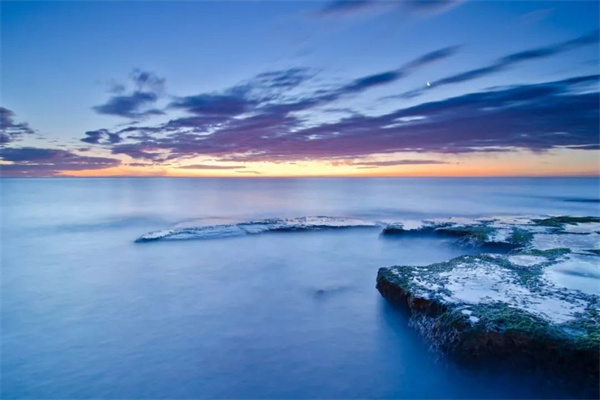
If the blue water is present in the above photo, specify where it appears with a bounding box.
[1,177,599,399]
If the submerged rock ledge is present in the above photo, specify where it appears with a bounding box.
[382,215,600,252]
[136,216,378,242]
[377,216,600,386]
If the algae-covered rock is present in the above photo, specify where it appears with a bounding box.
[382,215,600,253]
[377,252,599,380]
[377,216,600,389]
[532,215,600,228]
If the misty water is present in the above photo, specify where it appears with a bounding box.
[1,177,598,399]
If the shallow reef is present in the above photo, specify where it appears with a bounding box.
[136,216,378,242]
[377,215,600,393]
[382,215,600,252]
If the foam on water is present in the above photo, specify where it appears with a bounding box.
[136,216,379,242]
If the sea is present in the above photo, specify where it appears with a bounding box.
[1,177,598,399]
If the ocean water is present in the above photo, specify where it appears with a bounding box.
[1,177,598,399]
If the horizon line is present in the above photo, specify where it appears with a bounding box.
[2,174,599,179]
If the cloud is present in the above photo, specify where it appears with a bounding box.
[497,29,598,64]
[0,147,121,176]
[404,0,466,14]
[170,92,256,117]
[326,46,460,100]
[81,129,123,144]
[518,8,554,25]
[82,48,456,161]
[339,45,459,93]
[111,143,165,161]
[402,46,462,72]
[252,68,314,91]
[95,74,598,163]
[0,107,35,145]
[351,159,449,167]
[93,69,166,119]
[167,47,456,123]
[106,80,126,94]
[317,0,374,16]
[79,43,597,168]
[316,0,465,17]
[93,92,163,119]
[169,68,314,118]
[130,68,165,93]
[176,164,246,170]
[400,30,600,99]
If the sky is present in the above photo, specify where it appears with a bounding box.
[0,0,599,177]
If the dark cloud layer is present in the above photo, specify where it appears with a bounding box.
[84,72,599,164]
[341,45,459,93]
[81,129,123,144]
[318,0,373,16]
[166,46,457,130]
[171,92,255,117]
[400,30,599,99]
[327,45,459,99]
[72,35,599,171]
[88,49,454,165]
[0,147,121,176]
[317,0,465,17]
[0,107,35,145]
[169,68,314,118]
[93,69,166,119]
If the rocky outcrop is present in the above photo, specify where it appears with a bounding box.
[377,216,600,392]
[382,215,600,252]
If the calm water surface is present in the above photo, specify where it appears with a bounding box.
[1,178,599,398]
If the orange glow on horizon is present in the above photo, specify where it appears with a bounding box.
[61,167,600,178]
[61,148,600,178]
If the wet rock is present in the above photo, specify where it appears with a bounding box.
[377,253,599,383]
[377,216,600,391]
[381,215,600,252]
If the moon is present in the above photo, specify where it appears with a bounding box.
[426,82,431,87]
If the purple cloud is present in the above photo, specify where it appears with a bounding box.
[316,0,465,17]
[339,45,459,94]
[316,0,466,17]
[0,107,35,145]
[93,70,166,119]
[399,30,600,99]
[170,92,256,117]
[111,143,164,161]
[80,47,456,163]
[81,129,123,144]
[78,38,597,168]
[317,0,374,16]
[169,68,314,118]
[0,147,121,176]
[91,74,598,163]
[167,48,456,123]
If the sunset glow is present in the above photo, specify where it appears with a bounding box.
[1,1,599,177]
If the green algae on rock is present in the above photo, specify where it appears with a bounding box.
[377,216,600,385]
[381,215,600,253]
[532,216,600,228]
[377,253,599,379]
